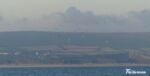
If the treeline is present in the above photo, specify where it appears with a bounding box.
[0,31,150,48]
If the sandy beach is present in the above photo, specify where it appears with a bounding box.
[0,64,150,68]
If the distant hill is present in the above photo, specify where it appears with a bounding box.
[0,31,150,48]
[0,31,150,64]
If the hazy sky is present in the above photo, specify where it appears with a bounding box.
[0,0,150,17]
[0,0,150,32]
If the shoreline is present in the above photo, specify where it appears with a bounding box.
[0,64,150,68]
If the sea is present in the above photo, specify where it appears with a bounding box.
[0,67,149,76]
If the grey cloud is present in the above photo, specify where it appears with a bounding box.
[62,7,100,26]
[58,7,130,32]
[129,10,150,27]
[59,7,150,32]
[61,7,122,27]
[1,7,150,32]
[0,16,3,22]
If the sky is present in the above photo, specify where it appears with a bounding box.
[0,0,150,32]
[0,0,150,17]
